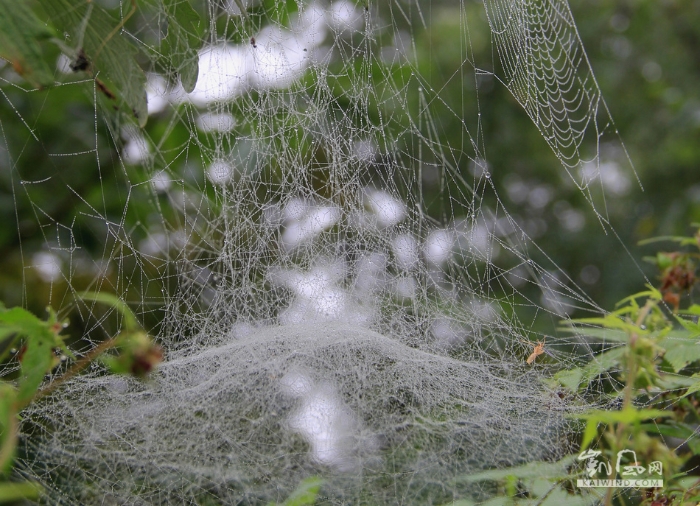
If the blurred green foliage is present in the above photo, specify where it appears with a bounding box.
[0,0,699,333]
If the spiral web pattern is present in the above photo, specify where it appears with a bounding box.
[0,0,633,503]
[483,0,637,211]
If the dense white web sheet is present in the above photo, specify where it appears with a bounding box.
[0,0,637,503]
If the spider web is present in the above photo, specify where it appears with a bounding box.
[0,0,646,503]
[483,0,639,216]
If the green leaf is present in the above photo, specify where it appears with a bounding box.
[659,334,700,373]
[0,384,15,432]
[0,481,42,502]
[564,316,643,336]
[0,0,55,88]
[38,0,148,126]
[571,407,671,449]
[674,315,700,338]
[16,330,55,405]
[640,422,700,454]
[682,375,700,398]
[559,324,629,343]
[453,454,578,483]
[682,304,700,316]
[616,285,663,305]
[580,417,599,450]
[573,407,670,424]
[0,308,59,404]
[536,486,598,506]
[280,477,322,506]
[654,374,698,391]
[553,347,625,391]
[638,235,699,247]
[553,367,584,391]
[162,0,202,93]
[0,384,17,474]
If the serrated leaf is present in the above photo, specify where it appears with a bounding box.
[162,0,202,93]
[659,334,700,373]
[683,376,700,398]
[38,0,148,126]
[581,346,626,386]
[554,347,625,392]
[654,374,698,391]
[0,308,45,338]
[674,315,700,338]
[0,0,55,88]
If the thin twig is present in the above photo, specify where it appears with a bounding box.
[29,337,118,406]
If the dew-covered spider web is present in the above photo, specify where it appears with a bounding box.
[0,0,647,503]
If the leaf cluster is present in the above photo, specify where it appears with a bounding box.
[0,0,203,127]
[457,228,700,505]
[0,293,162,503]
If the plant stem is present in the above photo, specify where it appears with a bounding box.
[27,337,119,407]
[0,412,17,473]
[605,298,656,506]
[622,299,655,410]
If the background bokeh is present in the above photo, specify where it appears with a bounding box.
[1,0,699,334]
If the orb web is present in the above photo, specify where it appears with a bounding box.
[483,0,639,216]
